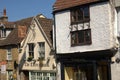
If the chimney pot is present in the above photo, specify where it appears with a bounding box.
[3,8,6,16]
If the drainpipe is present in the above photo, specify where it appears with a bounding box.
[53,12,57,80]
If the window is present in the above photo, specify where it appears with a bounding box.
[30,72,56,80]
[97,62,108,80]
[64,66,94,80]
[7,48,12,60]
[0,29,6,38]
[71,6,90,24]
[28,43,34,58]
[38,42,45,59]
[71,29,91,46]
[7,71,13,80]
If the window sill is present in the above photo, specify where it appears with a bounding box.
[71,19,90,25]
[71,42,92,47]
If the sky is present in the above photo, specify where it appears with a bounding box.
[0,0,55,21]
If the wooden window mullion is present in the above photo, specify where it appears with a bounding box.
[76,32,79,44]
[83,30,85,44]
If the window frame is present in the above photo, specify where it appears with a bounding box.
[0,29,6,38]
[70,5,90,25]
[7,48,12,61]
[28,43,34,58]
[38,42,45,59]
[71,29,92,46]
[30,72,56,80]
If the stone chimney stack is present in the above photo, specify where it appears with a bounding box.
[0,8,8,22]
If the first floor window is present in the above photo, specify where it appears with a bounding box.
[7,48,12,61]
[28,43,34,58]
[38,42,45,59]
[71,6,90,24]
[71,29,91,46]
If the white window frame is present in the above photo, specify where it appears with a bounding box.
[38,42,45,59]
[30,72,56,80]
[28,43,34,58]
[1,29,6,38]
[7,48,12,61]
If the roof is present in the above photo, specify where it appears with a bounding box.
[36,15,53,45]
[0,22,15,28]
[0,17,33,46]
[0,28,22,46]
[53,0,106,12]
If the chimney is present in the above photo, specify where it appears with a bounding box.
[0,8,8,22]
[3,8,7,16]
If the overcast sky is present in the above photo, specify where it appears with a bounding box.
[0,0,55,21]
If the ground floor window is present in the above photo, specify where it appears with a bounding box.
[97,62,108,80]
[64,65,94,80]
[7,71,13,80]
[30,71,56,80]
[64,61,110,80]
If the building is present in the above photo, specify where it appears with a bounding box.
[19,14,56,80]
[53,0,120,80]
[0,9,32,80]
[111,0,120,80]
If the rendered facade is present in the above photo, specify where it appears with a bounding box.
[53,0,120,80]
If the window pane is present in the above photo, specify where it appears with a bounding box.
[97,66,108,80]
[39,42,45,59]
[71,10,77,23]
[78,8,83,21]
[71,32,77,45]
[85,29,91,43]
[84,7,89,19]
[78,31,84,44]
[28,43,34,57]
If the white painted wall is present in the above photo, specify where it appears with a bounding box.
[54,2,118,54]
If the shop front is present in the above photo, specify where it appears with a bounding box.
[57,50,114,80]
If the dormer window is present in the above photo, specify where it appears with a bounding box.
[0,29,6,38]
[71,6,90,24]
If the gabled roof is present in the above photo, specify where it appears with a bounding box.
[53,0,108,12]
[0,17,33,46]
[36,16,53,45]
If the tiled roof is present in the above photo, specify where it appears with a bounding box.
[0,27,23,46]
[36,15,53,44]
[15,17,33,27]
[53,0,102,12]
[0,17,33,46]
[0,22,15,28]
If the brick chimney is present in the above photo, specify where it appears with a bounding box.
[0,8,8,22]
[18,26,27,38]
